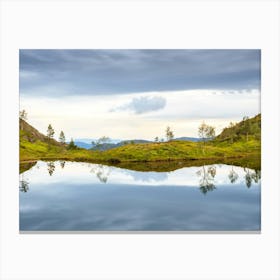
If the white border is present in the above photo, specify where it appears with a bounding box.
[1,1,279,279]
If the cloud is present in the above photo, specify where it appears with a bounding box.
[20,49,261,97]
[111,96,166,114]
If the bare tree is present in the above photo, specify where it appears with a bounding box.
[198,122,215,153]
[165,126,174,141]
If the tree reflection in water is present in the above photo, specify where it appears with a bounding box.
[19,179,29,192]
[244,168,261,188]
[228,166,239,184]
[19,173,29,192]
[90,164,111,183]
[196,165,217,194]
[47,162,55,176]
[59,161,66,169]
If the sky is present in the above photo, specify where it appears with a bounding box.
[20,49,261,141]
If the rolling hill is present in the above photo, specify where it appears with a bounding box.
[216,114,261,142]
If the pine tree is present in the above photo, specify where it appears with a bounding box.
[47,124,55,141]
[68,138,77,150]
[59,131,66,144]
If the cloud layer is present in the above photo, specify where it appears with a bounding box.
[20,89,260,140]
[20,49,261,97]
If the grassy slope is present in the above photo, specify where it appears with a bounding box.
[216,113,261,141]
[93,138,260,161]
[20,116,261,169]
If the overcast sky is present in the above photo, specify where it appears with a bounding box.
[20,49,260,141]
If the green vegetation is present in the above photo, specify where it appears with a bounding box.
[67,138,77,150]
[215,114,261,142]
[19,114,261,170]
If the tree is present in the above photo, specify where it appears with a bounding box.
[198,122,215,153]
[59,131,66,144]
[165,126,174,141]
[228,122,236,143]
[242,116,250,141]
[19,110,27,121]
[47,124,55,141]
[96,136,110,146]
[68,138,77,150]
[19,110,28,130]
[198,122,215,142]
[154,136,159,142]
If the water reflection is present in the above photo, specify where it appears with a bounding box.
[90,164,111,183]
[196,166,216,194]
[228,166,239,184]
[123,170,168,183]
[19,161,261,231]
[20,161,262,191]
[19,172,29,193]
[244,168,261,188]
[19,179,29,192]
[47,162,55,176]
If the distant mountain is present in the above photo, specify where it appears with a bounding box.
[90,139,153,151]
[174,137,204,142]
[71,141,92,149]
[74,137,206,150]
[74,138,122,144]
[121,139,152,144]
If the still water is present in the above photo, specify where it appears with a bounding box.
[19,161,261,231]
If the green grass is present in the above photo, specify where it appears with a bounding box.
[20,134,260,168]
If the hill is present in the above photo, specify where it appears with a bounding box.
[20,119,61,145]
[216,114,261,142]
[20,119,66,160]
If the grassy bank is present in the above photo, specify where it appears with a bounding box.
[20,136,260,168]
[19,115,261,170]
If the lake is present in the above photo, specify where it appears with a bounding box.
[19,161,261,232]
